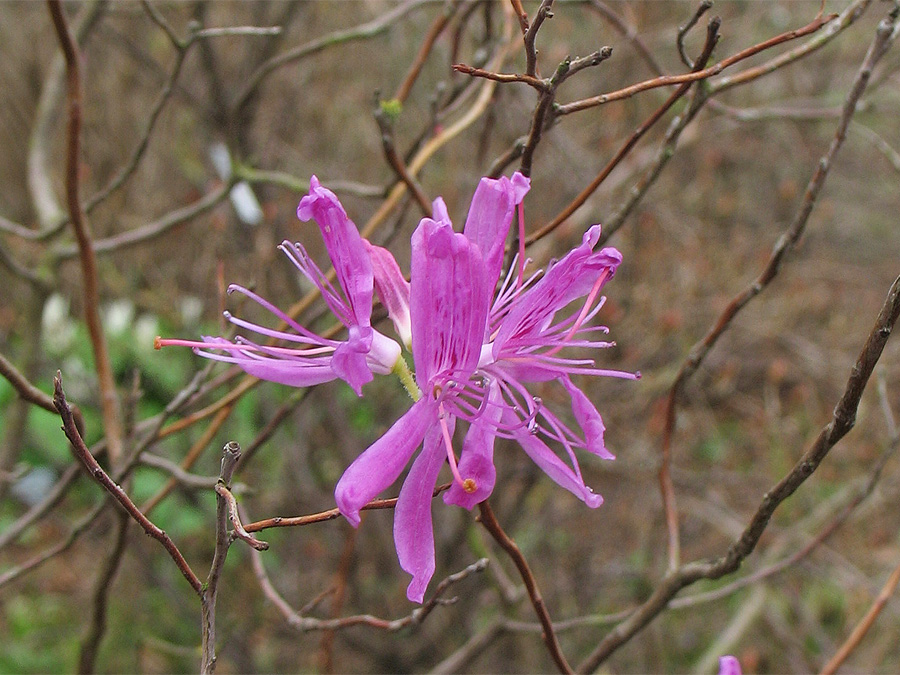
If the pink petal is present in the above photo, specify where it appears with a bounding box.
[410,215,491,387]
[718,656,742,675]
[297,176,374,328]
[509,409,603,508]
[330,324,374,396]
[395,423,447,603]
[335,399,436,527]
[365,241,412,347]
[560,375,614,460]
[494,226,621,352]
[462,172,530,292]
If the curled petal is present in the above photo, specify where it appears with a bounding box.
[335,399,436,527]
[297,176,374,328]
[410,216,490,388]
[560,375,614,460]
[331,325,374,396]
[395,424,447,603]
[509,409,603,508]
[463,172,530,292]
[194,337,338,387]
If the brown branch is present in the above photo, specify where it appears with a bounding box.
[576,271,900,672]
[232,0,431,115]
[252,547,488,633]
[78,509,130,674]
[478,500,572,674]
[394,0,460,103]
[243,483,452,533]
[676,0,714,69]
[451,63,547,90]
[215,483,269,551]
[822,553,900,674]
[0,350,85,437]
[657,8,896,573]
[52,373,203,595]
[523,0,554,77]
[47,0,124,464]
[555,10,835,116]
[526,16,720,246]
[201,441,243,674]
[374,102,433,217]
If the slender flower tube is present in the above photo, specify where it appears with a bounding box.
[156,176,401,395]
[335,172,638,601]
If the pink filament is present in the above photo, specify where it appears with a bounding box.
[543,268,610,358]
[438,402,476,493]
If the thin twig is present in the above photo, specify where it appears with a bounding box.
[243,483,452,533]
[523,0,554,77]
[576,270,900,671]
[215,483,268,550]
[478,500,572,674]
[47,0,124,465]
[677,0,713,68]
[657,9,896,573]
[252,547,488,633]
[78,509,130,673]
[394,0,460,103]
[201,441,243,674]
[556,10,835,116]
[52,373,202,595]
[374,101,433,217]
[526,16,720,246]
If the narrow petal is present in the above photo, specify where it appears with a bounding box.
[509,409,603,508]
[395,424,447,603]
[297,176,374,328]
[364,241,412,348]
[462,172,530,292]
[494,226,622,353]
[335,399,436,527]
[560,375,614,460]
[444,381,502,509]
[410,214,490,388]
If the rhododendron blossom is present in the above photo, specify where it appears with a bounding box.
[159,172,637,604]
[334,172,639,602]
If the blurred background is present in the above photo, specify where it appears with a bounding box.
[1,1,899,672]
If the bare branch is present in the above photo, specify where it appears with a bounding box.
[676,0,713,68]
[47,0,124,464]
[52,373,202,595]
[478,501,572,674]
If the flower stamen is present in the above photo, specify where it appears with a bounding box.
[543,268,610,358]
[439,402,477,493]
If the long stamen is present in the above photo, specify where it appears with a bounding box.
[438,402,476,493]
[516,202,526,290]
[543,268,610,358]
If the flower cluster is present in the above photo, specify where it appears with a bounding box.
[158,172,638,602]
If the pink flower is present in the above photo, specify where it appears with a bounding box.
[335,172,638,601]
[719,655,742,675]
[156,177,401,396]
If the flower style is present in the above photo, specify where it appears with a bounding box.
[334,172,638,602]
[156,176,401,396]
